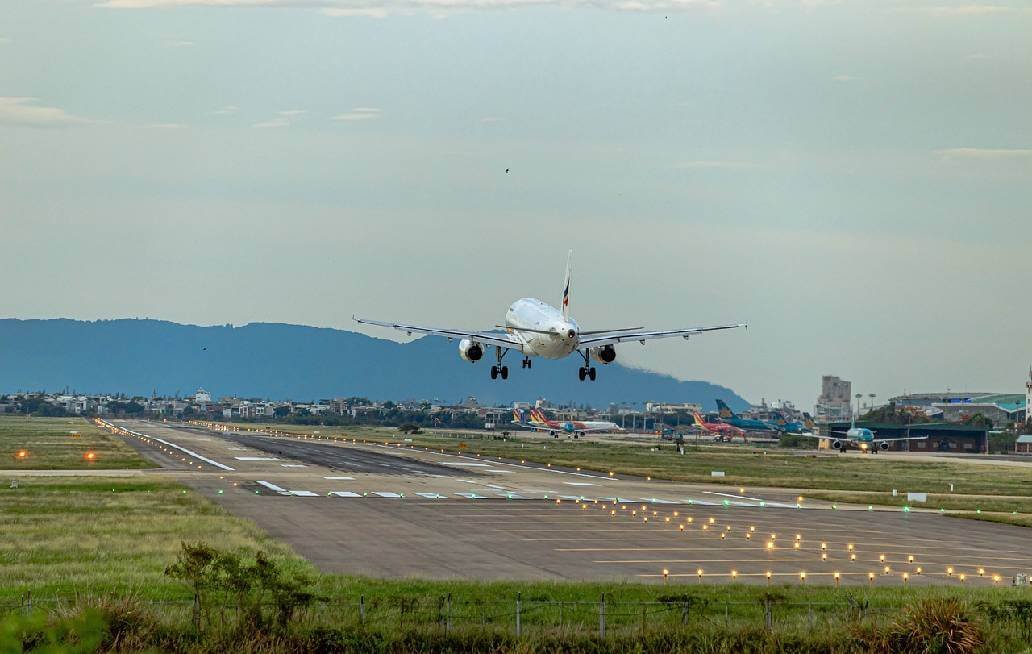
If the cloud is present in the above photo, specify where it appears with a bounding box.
[480,116,503,123]
[831,74,857,82]
[252,117,291,128]
[332,107,382,122]
[212,105,239,115]
[0,97,97,127]
[96,0,725,15]
[251,109,308,128]
[144,122,188,129]
[893,4,1030,16]
[673,159,760,170]
[163,39,194,47]
[934,148,1032,160]
[0,37,10,45]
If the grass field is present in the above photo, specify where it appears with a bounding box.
[0,416,153,469]
[0,477,308,601]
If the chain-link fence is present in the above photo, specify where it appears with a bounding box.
[3,592,1031,642]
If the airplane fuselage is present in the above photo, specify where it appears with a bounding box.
[504,298,580,359]
[844,427,875,444]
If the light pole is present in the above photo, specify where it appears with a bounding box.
[855,393,862,420]
[869,393,877,413]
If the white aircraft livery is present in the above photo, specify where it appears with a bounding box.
[355,251,746,381]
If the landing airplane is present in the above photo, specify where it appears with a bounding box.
[512,408,621,438]
[801,416,928,453]
[355,251,746,381]
[691,411,746,439]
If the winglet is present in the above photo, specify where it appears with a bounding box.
[561,250,573,320]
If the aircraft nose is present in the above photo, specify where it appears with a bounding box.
[567,328,577,339]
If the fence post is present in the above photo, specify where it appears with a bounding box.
[515,592,522,638]
[764,598,772,631]
[599,593,606,640]
[808,601,814,630]
[640,603,647,636]
[559,600,564,630]
[26,591,32,613]
[359,595,365,626]
[446,593,451,635]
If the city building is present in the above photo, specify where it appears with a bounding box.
[815,375,852,422]
[931,394,1025,427]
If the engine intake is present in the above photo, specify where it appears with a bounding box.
[879,441,890,450]
[831,440,843,450]
[591,345,617,365]
[458,339,483,362]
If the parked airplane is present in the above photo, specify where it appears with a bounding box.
[355,251,746,381]
[801,416,928,453]
[714,399,778,432]
[691,412,746,439]
[511,408,621,438]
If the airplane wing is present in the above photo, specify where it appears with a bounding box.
[873,435,929,443]
[799,433,837,441]
[577,323,747,348]
[513,423,555,432]
[354,316,524,351]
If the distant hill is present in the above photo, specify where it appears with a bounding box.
[0,319,750,411]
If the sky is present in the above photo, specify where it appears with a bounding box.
[1,0,1030,408]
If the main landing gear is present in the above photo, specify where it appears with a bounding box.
[577,350,597,382]
[490,346,510,380]
[521,357,533,369]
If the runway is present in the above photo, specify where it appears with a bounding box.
[106,419,1032,586]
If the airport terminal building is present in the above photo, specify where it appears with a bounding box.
[824,421,990,454]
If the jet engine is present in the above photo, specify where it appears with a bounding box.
[591,345,617,365]
[458,339,483,362]
[878,441,890,451]
[831,440,843,450]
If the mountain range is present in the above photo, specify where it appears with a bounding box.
[0,319,750,411]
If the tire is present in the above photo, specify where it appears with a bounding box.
[578,367,587,381]
[500,366,509,380]
[490,366,498,380]
[588,367,597,381]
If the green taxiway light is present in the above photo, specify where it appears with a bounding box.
[903,505,910,513]
[868,505,873,511]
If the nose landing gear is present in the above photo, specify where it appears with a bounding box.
[521,357,532,369]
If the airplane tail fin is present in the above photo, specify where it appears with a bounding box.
[692,411,706,428]
[561,250,572,320]
[529,409,547,425]
[513,408,527,425]
[715,399,737,419]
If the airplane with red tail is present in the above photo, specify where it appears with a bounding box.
[512,408,621,438]
[692,411,746,439]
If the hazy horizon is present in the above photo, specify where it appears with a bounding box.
[2,0,1030,408]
